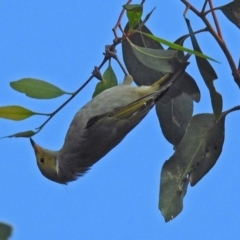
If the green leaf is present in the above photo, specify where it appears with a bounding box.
[0,222,12,240]
[123,4,143,29]
[185,18,222,120]
[1,130,36,139]
[140,32,218,62]
[129,42,179,72]
[10,78,72,99]
[218,0,240,29]
[0,105,46,121]
[92,63,118,98]
[159,108,240,221]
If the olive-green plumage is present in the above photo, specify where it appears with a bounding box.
[30,62,189,184]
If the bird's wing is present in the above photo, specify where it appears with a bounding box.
[86,95,154,129]
[73,96,154,170]
[86,82,172,129]
[62,95,156,178]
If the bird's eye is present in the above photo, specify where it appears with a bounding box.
[40,158,45,164]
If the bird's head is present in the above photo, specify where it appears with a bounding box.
[30,138,64,184]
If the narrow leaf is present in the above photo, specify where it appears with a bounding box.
[142,7,155,25]
[140,32,218,62]
[185,18,222,120]
[10,78,72,99]
[1,130,36,139]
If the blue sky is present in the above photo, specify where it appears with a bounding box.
[0,1,240,239]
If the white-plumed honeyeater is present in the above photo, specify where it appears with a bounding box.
[30,58,189,184]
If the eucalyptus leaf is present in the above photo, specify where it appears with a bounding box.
[129,42,178,73]
[141,32,218,62]
[1,130,36,138]
[156,93,193,147]
[10,78,72,99]
[122,23,200,103]
[159,107,239,221]
[0,105,47,121]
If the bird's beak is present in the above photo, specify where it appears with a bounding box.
[30,138,42,153]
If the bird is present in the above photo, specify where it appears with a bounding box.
[30,58,189,184]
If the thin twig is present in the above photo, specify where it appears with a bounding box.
[204,7,220,16]
[35,57,109,134]
[113,0,132,39]
[208,0,223,39]
[181,0,240,87]
[36,76,94,133]
[224,105,240,115]
[201,0,208,13]
[182,0,200,15]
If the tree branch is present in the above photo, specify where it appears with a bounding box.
[208,0,223,39]
[181,0,240,88]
